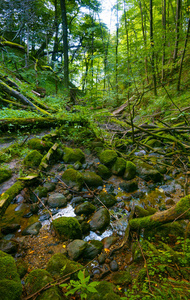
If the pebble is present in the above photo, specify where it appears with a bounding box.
[110,260,119,272]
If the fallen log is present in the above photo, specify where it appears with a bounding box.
[112,96,135,116]
[129,194,190,231]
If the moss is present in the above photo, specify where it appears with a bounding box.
[36,287,63,300]
[0,279,22,300]
[28,138,53,152]
[146,139,162,147]
[0,250,20,282]
[82,171,103,188]
[23,150,43,167]
[98,191,117,208]
[97,164,111,180]
[25,269,53,295]
[112,157,126,176]
[111,270,132,285]
[175,194,190,218]
[63,147,85,163]
[52,216,82,240]
[96,281,116,295]
[46,253,83,279]
[123,161,136,180]
[0,168,12,183]
[135,159,163,182]
[137,268,147,282]
[16,259,28,278]
[135,205,156,218]
[99,150,118,167]
[61,168,83,191]
[129,215,161,230]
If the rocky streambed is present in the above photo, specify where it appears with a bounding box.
[0,134,189,299]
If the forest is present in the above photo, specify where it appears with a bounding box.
[0,0,190,299]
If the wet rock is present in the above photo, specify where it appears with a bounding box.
[61,169,83,191]
[112,157,126,176]
[71,196,85,207]
[110,260,119,271]
[74,215,84,223]
[28,138,53,153]
[0,250,22,300]
[63,147,85,163]
[0,168,12,184]
[16,259,28,278]
[135,159,163,182]
[51,217,82,241]
[98,253,106,264]
[81,221,90,234]
[67,239,87,260]
[97,164,112,180]
[99,150,118,168]
[31,186,48,202]
[98,191,117,208]
[165,198,175,206]
[43,182,56,192]
[102,236,119,249]
[82,171,103,188]
[1,224,20,235]
[123,161,136,180]
[132,191,145,199]
[73,161,82,170]
[25,269,62,299]
[48,193,67,208]
[111,270,132,285]
[120,178,138,192]
[22,221,42,236]
[89,208,110,232]
[74,201,96,216]
[0,239,18,254]
[83,240,103,259]
[23,150,43,167]
[30,203,39,214]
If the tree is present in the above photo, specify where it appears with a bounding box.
[60,0,69,89]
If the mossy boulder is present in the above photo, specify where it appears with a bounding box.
[46,253,84,279]
[31,186,48,202]
[134,159,163,182]
[98,191,117,208]
[88,281,118,300]
[22,221,42,236]
[0,239,18,254]
[89,208,110,232]
[0,251,22,300]
[25,269,62,300]
[119,178,138,193]
[23,150,43,167]
[0,168,12,184]
[82,171,103,188]
[112,157,126,176]
[63,147,85,163]
[51,217,82,240]
[47,193,67,208]
[123,161,136,180]
[74,201,96,216]
[97,164,112,180]
[99,150,118,168]
[67,239,87,260]
[111,270,132,285]
[16,259,28,278]
[28,138,53,153]
[61,169,83,191]
[83,240,103,259]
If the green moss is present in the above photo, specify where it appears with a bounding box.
[0,168,12,183]
[96,281,116,295]
[0,250,20,282]
[0,279,22,300]
[52,216,82,240]
[112,157,126,176]
[16,259,28,279]
[175,195,190,218]
[63,147,85,163]
[25,269,53,295]
[123,161,136,180]
[82,171,103,188]
[23,150,43,167]
[111,270,132,285]
[129,215,161,230]
[28,138,53,152]
[97,164,111,180]
[98,191,117,208]
[99,150,118,167]
[61,168,83,190]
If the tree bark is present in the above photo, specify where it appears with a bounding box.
[150,0,157,96]
[60,0,69,89]
[173,0,181,62]
[162,0,166,81]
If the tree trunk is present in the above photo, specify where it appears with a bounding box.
[150,0,157,96]
[60,0,69,89]
[162,0,166,81]
[116,0,119,104]
[173,0,181,62]
[52,0,59,61]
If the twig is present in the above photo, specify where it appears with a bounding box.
[31,190,53,222]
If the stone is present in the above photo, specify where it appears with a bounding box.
[61,169,83,191]
[97,164,112,180]
[1,224,20,235]
[123,161,136,180]
[110,260,119,271]
[67,239,87,260]
[73,161,82,170]
[83,240,103,259]
[51,217,82,241]
[98,253,106,264]
[112,157,126,176]
[81,221,90,234]
[23,150,43,167]
[22,221,42,236]
[63,147,85,163]
[74,202,96,216]
[102,236,118,249]
[0,239,18,254]
[28,138,53,152]
[111,270,132,285]
[43,182,56,192]
[89,208,110,232]
[98,191,117,208]
[71,196,85,207]
[99,150,118,168]
[135,159,163,182]
[16,259,28,278]
[31,186,48,202]
[119,178,138,193]
[0,168,12,184]
[82,171,103,188]
[48,193,67,208]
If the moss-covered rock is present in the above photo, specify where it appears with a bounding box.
[31,186,48,202]
[134,159,163,182]
[99,150,118,168]
[67,239,87,260]
[23,150,43,167]
[83,240,103,259]
[111,270,132,285]
[51,217,82,240]
[98,191,117,208]
[61,169,83,191]
[74,201,96,216]
[47,193,67,208]
[0,279,23,300]
[112,157,126,176]
[16,259,28,279]
[28,138,53,153]
[97,164,112,180]
[46,253,84,279]
[63,147,85,163]
[0,168,12,184]
[123,161,136,180]
[119,178,138,192]
[82,171,103,188]
[89,208,110,232]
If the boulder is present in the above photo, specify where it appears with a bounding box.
[28,138,53,153]
[123,161,136,180]
[67,239,87,260]
[98,191,117,208]
[0,168,12,184]
[23,150,43,167]
[82,171,103,188]
[31,186,48,202]
[99,150,118,168]
[111,270,132,286]
[1,224,20,235]
[22,221,42,236]
[43,182,56,192]
[135,159,163,182]
[97,164,112,180]
[61,169,83,191]
[112,157,126,176]
[51,217,82,240]
[83,240,103,259]
[48,193,67,208]
[0,239,18,254]
[119,178,138,193]
[89,208,110,232]
[63,147,85,163]
[74,202,96,216]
